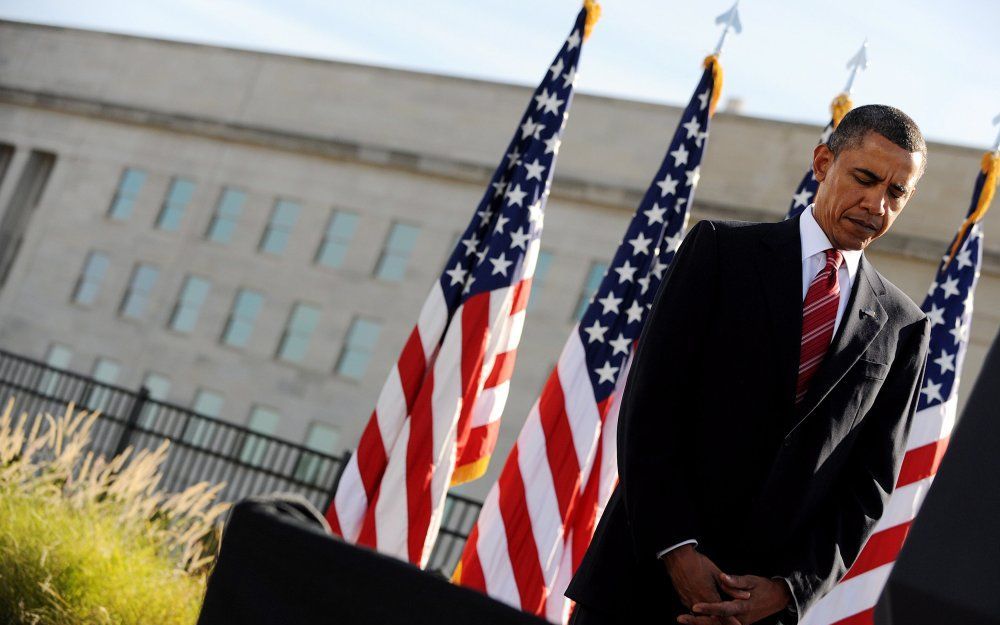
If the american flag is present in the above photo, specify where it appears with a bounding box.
[799,152,998,625]
[786,93,853,221]
[454,56,723,623]
[325,4,597,566]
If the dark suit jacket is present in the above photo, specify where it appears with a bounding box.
[565,215,931,624]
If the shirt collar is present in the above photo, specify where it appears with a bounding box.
[800,204,862,282]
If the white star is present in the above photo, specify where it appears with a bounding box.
[820,125,834,143]
[583,320,608,343]
[509,226,532,250]
[535,90,564,115]
[461,234,480,256]
[695,131,709,148]
[548,57,564,79]
[656,174,679,197]
[494,214,510,233]
[681,117,701,139]
[490,253,513,276]
[644,203,667,224]
[477,207,494,222]
[664,231,684,254]
[528,200,544,224]
[933,349,956,374]
[594,360,619,384]
[615,260,638,283]
[628,232,653,256]
[670,144,690,167]
[506,148,521,165]
[445,262,467,286]
[675,198,688,212]
[685,166,701,188]
[920,380,944,404]
[927,280,938,296]
[524,159,546,181]
[638,275,651,294]
[955,249,973,270]
[697,90,710,110]
[506,184,528,207]
[949,318,968,345]
[562,67,578,88]
[625,300,644,323]
[792,188,813,208]
[651,258,668,279]
[609,333,631,356]
[544,135,562,155]
[566,30,581,50]
[925,303,945,327]
[939,276,960,299]
[491,179,508,198]
[597,291,623,314]
[476,249,487,264]
[520,118,538,139]
[463,275,475,294]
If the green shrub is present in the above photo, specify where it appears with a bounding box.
[0,399,228,625]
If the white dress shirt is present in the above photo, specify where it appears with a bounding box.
[653,207,863,612]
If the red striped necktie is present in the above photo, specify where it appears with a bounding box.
[796,248,844,405]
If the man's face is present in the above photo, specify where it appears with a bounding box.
[811,131,924,251]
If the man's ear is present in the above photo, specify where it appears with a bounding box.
[812,143,834,183]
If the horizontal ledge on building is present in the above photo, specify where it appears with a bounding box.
[1,86,996,276]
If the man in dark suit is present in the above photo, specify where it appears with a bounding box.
[565,104,932,625]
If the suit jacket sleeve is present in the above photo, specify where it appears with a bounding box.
[778,315,932,617]
[617,219,718,558]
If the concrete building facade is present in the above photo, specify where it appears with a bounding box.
[0,21,996,498]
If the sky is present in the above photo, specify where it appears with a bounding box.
[1,0,998,149]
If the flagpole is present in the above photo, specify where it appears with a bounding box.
[712,1,742,57]
[842,39,869,95]
[992,112,1000,153]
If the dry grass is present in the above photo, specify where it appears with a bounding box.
[0,398,229,625]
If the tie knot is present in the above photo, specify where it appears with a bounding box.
[825,248,844,271]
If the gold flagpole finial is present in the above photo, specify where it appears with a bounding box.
[584,0,602,40]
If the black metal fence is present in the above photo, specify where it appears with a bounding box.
[0,347,481,573]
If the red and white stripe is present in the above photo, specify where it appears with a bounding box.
[328,240,539,566]
[454,334,632,623]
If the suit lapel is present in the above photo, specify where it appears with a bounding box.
[789,253,887,435]
[752,215,803,428]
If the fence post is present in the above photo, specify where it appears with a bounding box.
[113,386,149,458]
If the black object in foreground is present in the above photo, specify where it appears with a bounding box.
[197,494,548,625]
[875,329,1000,625]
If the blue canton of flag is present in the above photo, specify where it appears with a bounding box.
[786,120,836,220]
[440,10,588,309]
[578,58,721,402]
[917,165,992,411]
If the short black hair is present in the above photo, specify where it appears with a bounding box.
[827,104,927,166]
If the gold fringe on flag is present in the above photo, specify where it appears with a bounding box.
[702,54,724,118]
[584,0,602,40]
[946,151,1000,266]
[830,92,854,128]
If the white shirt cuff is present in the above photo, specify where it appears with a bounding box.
[655,539,698,559]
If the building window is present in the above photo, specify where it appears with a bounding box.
[259,199,300,255]
[336,318,381,380]
[86,357,121,412]
[71,251,110,306]
[574,261,608,321]
[184,389,224,447]
[107,167,146,220]
[276,303,320,363]
[315,210,359,269]
[37,343,73,395]
[239,406,280,466]
[205,187,245,244]
[120,263,159,319]
[375,222,419,281]
[138,372,171,429]
[293,423,341,484]
[221,289,263,348]
[0,150,56,290]
[528,250,554,311]
[169,275,211,333]
[155,177,195,231]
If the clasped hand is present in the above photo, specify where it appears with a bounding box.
[662,545,791,625]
